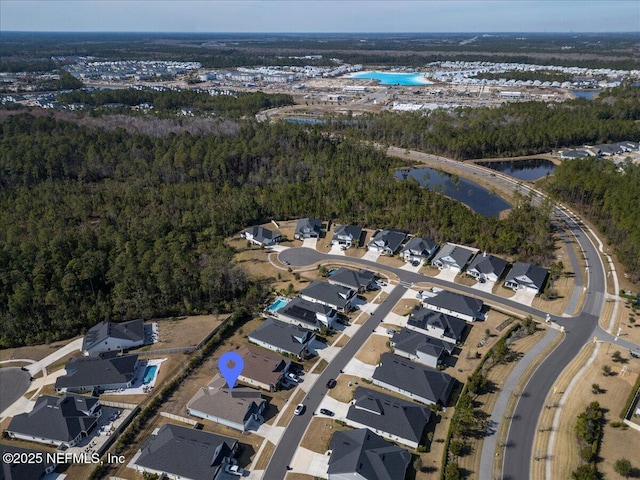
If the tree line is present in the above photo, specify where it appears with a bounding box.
[0,113,554,347]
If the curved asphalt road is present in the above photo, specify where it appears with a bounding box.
[0,367,32,413]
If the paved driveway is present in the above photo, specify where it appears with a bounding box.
[511,288,537,306]
[342,358,376,378]
[472,280,495,293]
[328,244,345,256]
[317,396,350,419]
[290,447,330,478]
[302,238,318,249]
[435,268,458,282]
[361,249,381,262]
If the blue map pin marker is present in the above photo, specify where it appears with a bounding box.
[218,351,244,391]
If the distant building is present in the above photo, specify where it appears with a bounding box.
[294,218,322,239]
[55,352,138,394]
[331,224,362,248]
[82,319,145,356]
[242,225,282,246]
[276,296,338,329]
[248,317,315,359]
[423,290,485,322]
[328,268,375,293]
[431,243,476,272]
[299,280,356,312]
[407,306,468,344]
[400,236,439,263]
[466,253,509,283]
[504,262,549,293]
[367,229,407,255]
[391,328,454,368]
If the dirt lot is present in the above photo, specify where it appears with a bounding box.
[355,335,391,365]
[0,336,84,363]
[149,314,226,351]
[300,417,351,453]
[539,344,640,480]
[391,298,421,316]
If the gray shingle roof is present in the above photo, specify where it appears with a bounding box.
[295,218,322,238]
[328,428,411,480]
[277,297,336,328]
[504,262,549,290]
[135,423,237,480]
[55,353,138,390]
[245,225,280,244]
[467,254,508,278]
[248,318,314,356]
[372,353,455,405]
[368,229,407,253]
[431,243,475,269]
[300,280,354,310]
[236,344,289,388]
[332,224,362,242]
[328,268,375,291]
[346,387,431,445]
[391,328,454,358]
[426,290,484,318]
[7,394,100,444]
[401,236,438,257]
[407,306,467,342]
[1,445,56,480]
[82,319,144,353]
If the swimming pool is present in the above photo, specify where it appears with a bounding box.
[347,71,432,86]
[268,298,289,312]
[142,365,157,385]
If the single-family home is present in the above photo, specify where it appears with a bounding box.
[328,268,375,293]
[276,297,338,329]
[0,445,57,480]
[82,318,145,356]
[331,224,362,248]
[367,229,407,255]
[327,428,411,480]
[55,352,138,394]
[619,141,640,152]
[431,243,476,272]
[235,344,291,392]
[345,387,432,449]
[591,143,624,156]
[294,218,322,239]
[6,394,101,447]
[372,353,455,406]
[242,225,282,246]
[187,374,266,432]
[406,306,467,344]
[400,236,439,264]
[466,253,508,283]
[504,262,549,293]
[423,290,485,322]
[391,328,454,368]
[300,280,355,312]
[129,423,239,480]
[559,149,590,159]
[248,317,315,360]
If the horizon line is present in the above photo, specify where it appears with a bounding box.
[2,30,639,35]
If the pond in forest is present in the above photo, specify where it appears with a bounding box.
[395,167,511,217]
[477,159,556,181]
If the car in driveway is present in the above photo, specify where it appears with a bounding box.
[225,464,244,476]
[320,408,335,416]
[294,403,305,416]
[326,378,337,389]
[287,372,300,383]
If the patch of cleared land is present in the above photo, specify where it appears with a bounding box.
[0,336,83,363]
[537,344,640,480]
[354,335,391,365]
[149,314,226,351]
[531,239,579,316]
[391,298,421,316]
[300,417,351,453]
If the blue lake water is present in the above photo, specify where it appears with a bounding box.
[396,168,511,217]
[477,159,556,181]
[571,90,601,100]
[348,71,432,86]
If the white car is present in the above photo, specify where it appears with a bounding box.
[225,464,244,476]
[287,372,300,383]
[294,403,305,415]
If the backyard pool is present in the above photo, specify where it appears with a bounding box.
[268,298,290,312]
[142,365,158,385]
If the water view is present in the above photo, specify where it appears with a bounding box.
[348,71,432,86]
[396,167,511,217]
[477,159,556,181]
[571,89,601,100]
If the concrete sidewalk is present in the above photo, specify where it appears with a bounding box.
[478,327,560,480]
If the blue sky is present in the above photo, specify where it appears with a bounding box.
[1,1,638,33]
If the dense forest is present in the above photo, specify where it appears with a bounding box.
[544,157,640,282]
[57,89,294,117]
[0,114,553,347]
[334,86,640,159]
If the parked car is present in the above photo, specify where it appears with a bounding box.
[326,378,337,389]
[320,408,335,417]
[294,404,305,416]
[631,350,640,359]
[225,464,244,476]
[287,372,300,383]
[411,261,420,267]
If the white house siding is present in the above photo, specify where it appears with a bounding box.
[186,408,245,432]
[371,379,433,406]
[422,302,475,323]
[85,337,142,356]
[237,374,276,392]
[248,338,303,359]
[393,349,439,369]
[8,432,81,448]
[343,418,419,449]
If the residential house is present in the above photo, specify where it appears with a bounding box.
[82,319,144,356]
[130,423,238,480]
[372,353,455,406]
[294,218,322,239]
[431,243,476,272]
[242,225,282,246]
[400,236,439,264]
[504,262,549,293]
[248,317,315,359]
[559,149,590,159]
[391,328,454,368]
[466,253,508,283]
[331,224,362,248]
[406,306,467,344]
[423,290,485,322]
[6,394,101,447]
[0,445,57,480]
[367,229,407,255]
[327,428,411,480]
[187,374,265,432]
[591,143,624,156]
[276,297,338,329]
[328,268,375,293]
[345,387,431,449]
[299,280,355,312]
[55,352,138,394]
[235,344,291,392]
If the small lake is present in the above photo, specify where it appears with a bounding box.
[396,167,511,217]
[571,89,601,100]
[477,159,556,181]
[347,71,432,86]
